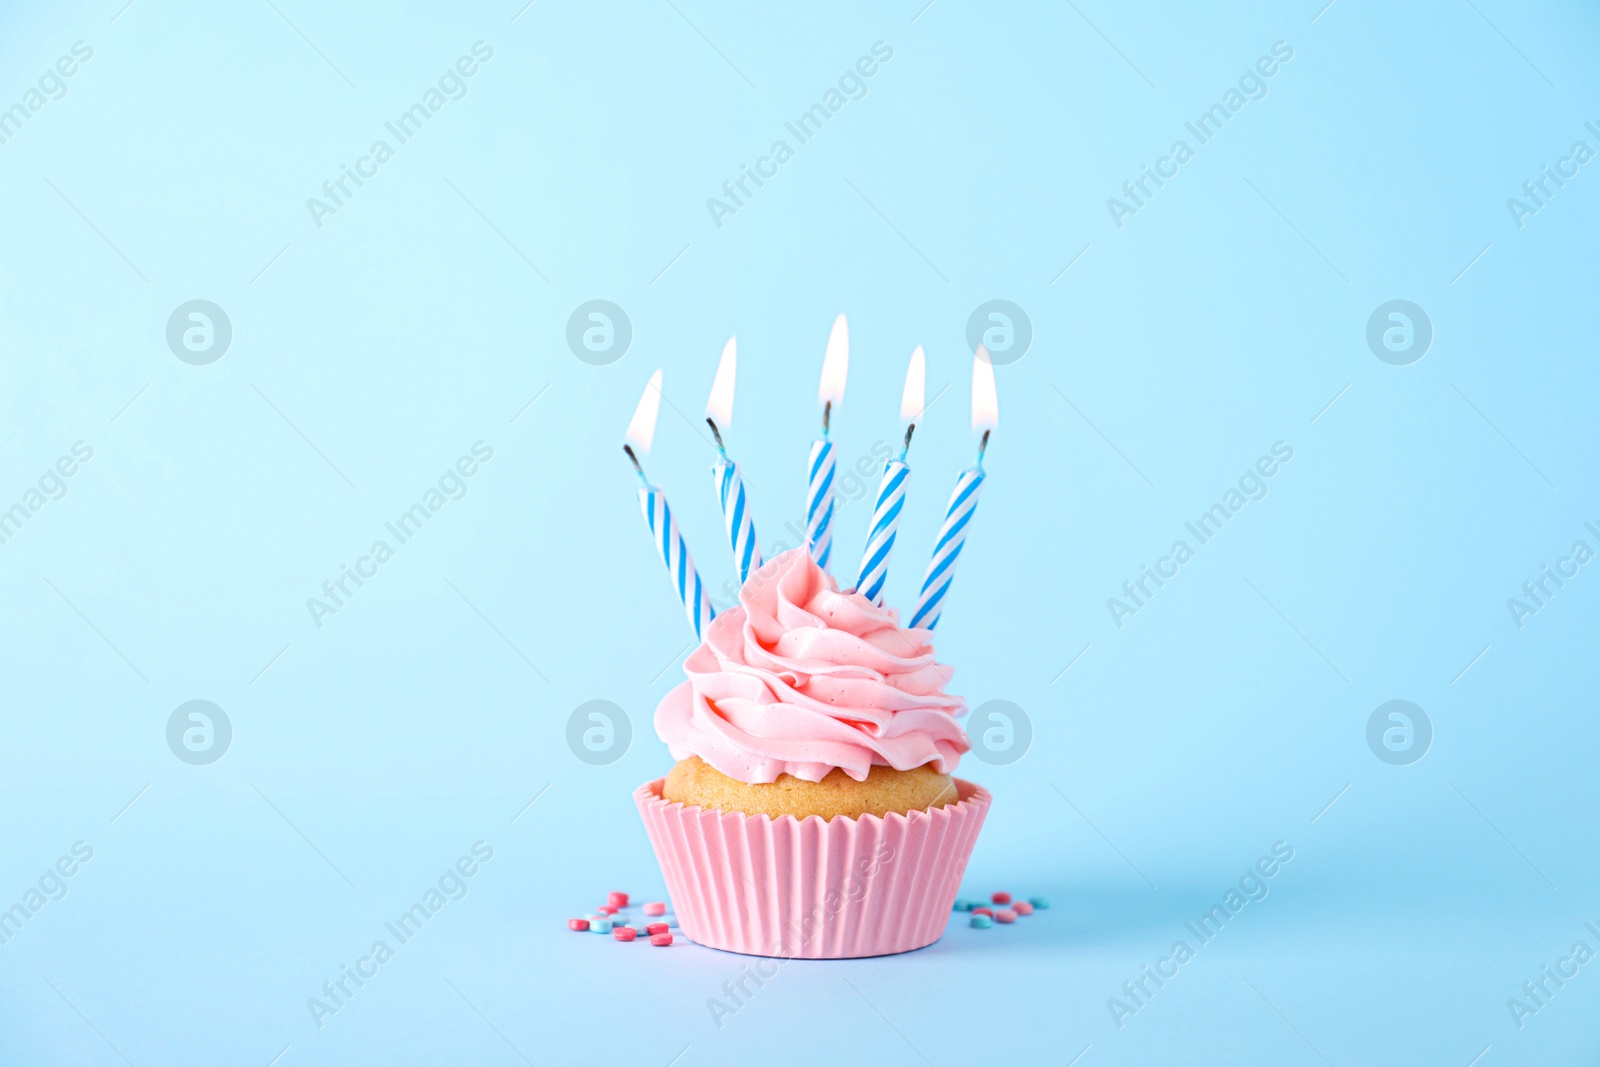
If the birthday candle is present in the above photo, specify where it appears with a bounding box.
[855,345,925,605]
[704,336,762,585]
[624,370,715,640]
[909,347,998,631]
[806,314,849,572]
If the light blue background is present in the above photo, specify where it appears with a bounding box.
[1,0,1597,1063]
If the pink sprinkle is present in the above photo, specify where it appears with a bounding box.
[991,892,1012,905]
[650,932,674,946]
[643,901,666,916]
[613,926,637,941]
[972,907,994,918]
[646,922,670,936]
[609,891,630,907]
[598,904,619,915]
[995,909,1017,923]
[567,918,590,932]
[1012,901,1034,916]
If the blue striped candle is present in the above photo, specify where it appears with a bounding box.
[910,347,997,631]
[808,314,849,573]
[806,437,836,571]
[624,369,714,641]
[854,345,923,605]
[638,480,715,640]
[713,454,761,585]
[907,461,984,631]
[704,336,762,585]
[854,454,908,605]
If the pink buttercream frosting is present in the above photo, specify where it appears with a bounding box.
[654,547,969,784]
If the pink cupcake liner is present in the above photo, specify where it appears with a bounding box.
[635,777,991,959]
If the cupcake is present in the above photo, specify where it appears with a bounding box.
[635,547,991,959]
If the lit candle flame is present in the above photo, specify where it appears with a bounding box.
[625,369,664,455]
[705,336,737,428]
[900,345,926,423]
[971,346,999,434]
[818,313,849,408]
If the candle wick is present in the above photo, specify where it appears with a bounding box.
[622,443,650,485]
[976,428,991,470]
[705,417,729,458]
[821,400,832,437]
[899,422,915,462]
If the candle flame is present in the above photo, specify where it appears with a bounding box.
[625,369,664,454]
[705,335,737,427]
[900,345,926,423]
[971,346,999,433]
[818,313,849,407]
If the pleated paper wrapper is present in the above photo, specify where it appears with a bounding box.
[635,777,991,959]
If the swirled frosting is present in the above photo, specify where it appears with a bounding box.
[654,547,969,784]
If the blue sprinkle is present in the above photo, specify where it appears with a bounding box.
[953,899,973,912]
[1028,896,1051,910]
[592,919,614,934]
[970,914,993,929]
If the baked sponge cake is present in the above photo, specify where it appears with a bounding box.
[664,755,959,821]
[635,547,991,958]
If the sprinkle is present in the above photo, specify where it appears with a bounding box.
[1028,896,1051,909]
[591,919,614,934]
[613,926,637,941]
[972,907,994,918]
[643,901,666,916]
[609,891,630,907]
[650,932,674,946]
[952,899,973,912]
[646,922,670,936]
[598,904,619,915]
[970,914,992,929]
[567,918,590,932]
[1012,901,1034,916]
[991,892,1012,905]
[995,909,1016,923]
